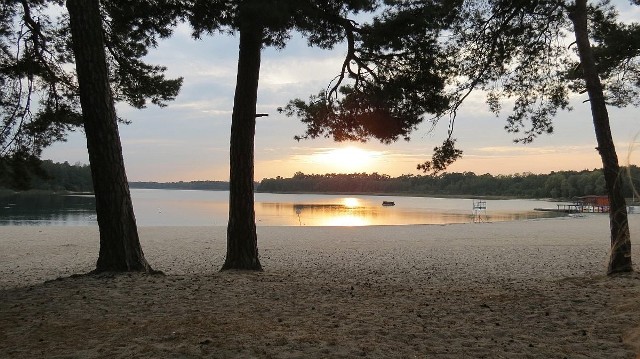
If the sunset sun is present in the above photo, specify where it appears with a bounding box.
[312,146,382,173]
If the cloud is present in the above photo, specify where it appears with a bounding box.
[261,55,346,87]
[472,145,596,157]
[122,138,186,146]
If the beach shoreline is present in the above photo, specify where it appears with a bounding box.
[1,215,640,358]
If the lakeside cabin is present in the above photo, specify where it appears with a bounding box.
[554,195,610,213]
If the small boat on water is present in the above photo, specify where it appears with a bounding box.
[382,201,395,206]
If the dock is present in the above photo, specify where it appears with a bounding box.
[535,204,608,213]
[535,195,610,214]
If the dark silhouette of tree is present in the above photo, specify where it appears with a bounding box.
[67,0,152,272]
[187,0,283,270]
[282,0,637,274]
[224,5,263,270]
[187,0,457,270]
[3,0,182,272]
[567,0,634,273]
[440,0,637,274]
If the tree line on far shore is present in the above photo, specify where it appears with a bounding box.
[129,181,230,191]
[4,160,638,201]
[0,159,93,192]
[257,166,640,200]
[0,160,231,193]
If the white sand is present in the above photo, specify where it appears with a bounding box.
[1,215,640,358]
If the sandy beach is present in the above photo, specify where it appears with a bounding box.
[1,215,640,358]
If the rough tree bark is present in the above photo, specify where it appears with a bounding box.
[569,0,633,274]
[67,0,153,272]
[221,20,263,271]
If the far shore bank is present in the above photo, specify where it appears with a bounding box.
[0,186,592,203]
[254,189,545,201]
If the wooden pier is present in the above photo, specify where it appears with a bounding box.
[535,195,610,213]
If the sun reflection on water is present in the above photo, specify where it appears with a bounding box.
[342,197,361,208]
[254,196,561,226]
[2,190,563,227]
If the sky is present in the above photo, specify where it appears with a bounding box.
[41,2,640,182]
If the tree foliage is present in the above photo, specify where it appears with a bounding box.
[447,0,573,145]
[0,0,183,160]
[569,1,640,107]
[1,1,81,160]
[444,0,639,148]
[0,159,92,192]
[279,1,458,145]
[279,1,639,175]
[416,138,463,175]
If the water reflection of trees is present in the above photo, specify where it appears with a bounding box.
[0,193,96,225]
[292,203,377,226]
[259,202,378,226]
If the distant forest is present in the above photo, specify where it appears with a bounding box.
[257,166,640,200]
[0,160,93,192]
[129,181,229,191]
[2,161,639,200]
[0,161,230,192]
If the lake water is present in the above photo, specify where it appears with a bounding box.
[0,189,566,226]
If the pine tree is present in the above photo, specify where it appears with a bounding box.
[399,0,638,273]
[186,0,456,270]
[67,0,150,272]
[283,0,638,274]
[2,0,182,272]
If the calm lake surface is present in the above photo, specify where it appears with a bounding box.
[0,189,566,226]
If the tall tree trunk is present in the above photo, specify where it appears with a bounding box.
[569,0,633,274]
[67,0,152,272]
[221,21,263,271]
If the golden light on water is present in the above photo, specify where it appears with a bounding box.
[254,197,560,226]
[342,197,360,208]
